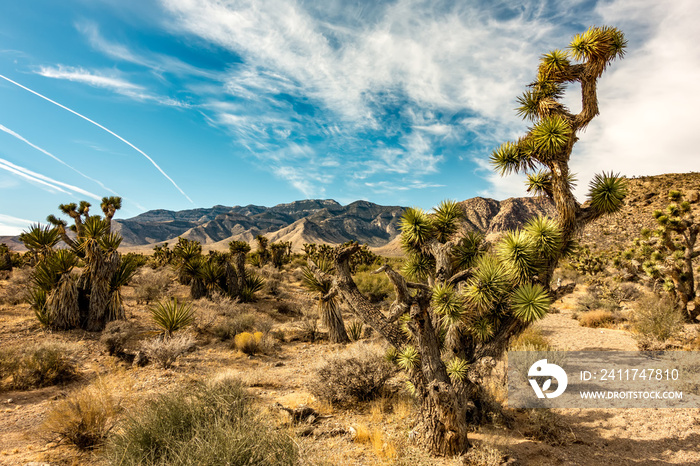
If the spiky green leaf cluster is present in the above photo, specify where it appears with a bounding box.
[446,358,469,382]
[531,115,572,157]
[511,283,550,322]
[463,254,512,313]
[452,231,485,271]
[525,171,552,197]
[400,208,432,252]
[150,298,195,338]
[496,231,537,285]
[396,345,421,371]
[569,26,627,69]
[588,172,627,214]
[432,200,462,242]
[524,216,563,259]
[431,283,465,327]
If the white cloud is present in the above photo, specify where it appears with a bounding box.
[0,213,35,235]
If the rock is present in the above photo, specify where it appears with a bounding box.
[688,191,699,203]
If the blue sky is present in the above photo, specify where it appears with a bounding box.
[1,0,698,234]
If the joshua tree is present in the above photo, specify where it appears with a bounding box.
[302,256,350,344]
[101,196,122,234]
[19,223,60,265]
[24,198,136,331]
[228,240,251,295]
[172,237,202,285]
[255,234,270,266]
[632,191,698,319]
[308,26,628,456]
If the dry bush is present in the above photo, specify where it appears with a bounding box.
[0,266,32,305]
[233,331,275,355]
[100,320,139,356]
[103,378,297,465]
[353,270,393,303]
[0,342,77,390]
[311,343,396,406]
[633,294,685,348]
[42,378,122,450]
[346,319,364,341]
[577,309,618,328]
[509,326,551,351]
[275,301,300,315]
[463,441,505,466]
[132,267,174,305]
[522,409,570,445]
[141,333,196,369]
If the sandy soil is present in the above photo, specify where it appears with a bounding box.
[1,276,699,466]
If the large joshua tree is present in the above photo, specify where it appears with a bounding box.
[26,197,136,331]
[308,26,628,456]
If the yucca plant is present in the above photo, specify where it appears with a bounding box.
[302,257,349,343]
[238,271,265,303]
[306,26,628,457]
[150,298,195,338]
[19,223,60,264]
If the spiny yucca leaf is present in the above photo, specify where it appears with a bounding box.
[496,231,537,285]
[396,345,421,371]
[401,252,434,282]
[432,200,462,242]
[446,357,469,382]
[452,231,485,271]
[150,298,195,338]
[468,316,494,342]
[491,141,528,175]
[228,240,251,255]
[81,216,109,239]
[667,204,681,217]
[531,115,571,157]
[526,170,552,197]
[588,172,627,214]
[464,254,512,312]
[538,49,571,80]
[570,26,627,67]
[511,283,550,322]
[200,260,224,291]
[99,232,123,251]
[431,283,465,327]
[524,216,563,259]
[20,223,61,252]
[516,92,540,121]
[400,207,433,249]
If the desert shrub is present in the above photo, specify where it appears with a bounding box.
[522,409,568,445]
[100,320,138,356]
[633,294,684,346]
[311,343,396,405]
[577,310,617,328]
[276,301,299,315]
[295,316,321,342]
[103,378,297,465]
[463,441,505,466]
[0,266,32,305]
[347,320,364,341]
[124,252,149,268]
[0,342,77,390]
[233,331,264,355]
[132,268,174,304]
[43,378,122,450]
[212,312,257,341]
[150,298,195,337]
[353,270,393,303]
[141,333,196,369]
[509,326,551,351]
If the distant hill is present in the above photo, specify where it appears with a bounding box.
[8,173,697,255]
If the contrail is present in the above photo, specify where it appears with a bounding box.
[0,123,118,196]
[0,157,102,200]
[0,73,193,204]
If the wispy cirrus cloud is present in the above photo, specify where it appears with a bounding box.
[36,65,190,107]
[0,213,36,235]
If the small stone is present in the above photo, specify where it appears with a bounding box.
[4,399,12,404]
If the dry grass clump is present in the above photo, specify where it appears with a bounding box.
[131,267,174,304]
[234,331,263,355]
[509,326,551,351]
[633,294,685,349]
[42,377,123,450]
[577,309,617,328]
[0,266,32,305]
[463,441,506,466]
[100,320,139,356]
[0,342,77,390]
[311,343,396,406]
[522,409,570,445]
[141,333,196,369]
[103,377,297,465]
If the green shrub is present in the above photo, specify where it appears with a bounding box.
[633,294,684,346]
[353,270,393,303]
[311,344,395,405]
[212,312,257,341]
[150,298,195,337]
[0,343,77,390]
[347,320,364,341]
[104,378,297,465]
